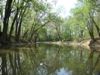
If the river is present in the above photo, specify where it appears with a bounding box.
[0,44,100,75]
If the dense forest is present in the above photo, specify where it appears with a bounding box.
[0,0,100,75]
[0,0,100,46]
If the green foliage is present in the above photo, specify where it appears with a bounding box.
[0,0,100,43]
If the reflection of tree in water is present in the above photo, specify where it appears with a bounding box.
[86,49,100,75]
[0,49,21,75]
[0,48,37,75]
[29,46,61,75]
[0,45,100,75]
[86,50,94,75]
[9,50,22,75]
[0,53,7,75]
[0,45,62,75]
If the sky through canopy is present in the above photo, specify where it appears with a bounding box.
[48,0,77,17]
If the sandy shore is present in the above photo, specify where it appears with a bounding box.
[37,39,100,51]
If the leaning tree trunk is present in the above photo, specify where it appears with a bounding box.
[9,8,19,40]
[15,7,26,42]
[91,17,100,37]
[87,19,95,41]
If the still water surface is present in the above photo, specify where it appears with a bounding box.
[0,44,100,75]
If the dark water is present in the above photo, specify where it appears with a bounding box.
[0,44,100,75]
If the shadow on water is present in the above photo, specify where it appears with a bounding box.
[0,44,100,75]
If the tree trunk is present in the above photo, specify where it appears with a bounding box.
[92,17,100,37]
[9,8,19,40]
[15,8,26,42]
[1,0,12,44]
[87,19,95,41]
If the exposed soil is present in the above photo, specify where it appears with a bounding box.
[38,38,100,51]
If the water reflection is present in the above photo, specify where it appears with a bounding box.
[0,44,99,75]
[56,68,72,75]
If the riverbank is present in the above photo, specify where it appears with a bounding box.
[0,38,100,51]
[37,41,90,49]
[38,39,100,51]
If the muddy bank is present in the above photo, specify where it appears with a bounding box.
[38,41,90,48]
